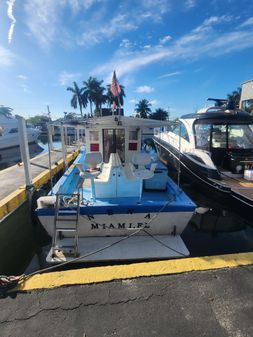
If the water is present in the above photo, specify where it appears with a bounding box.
[38,135,62,153]
[180,181,253,257]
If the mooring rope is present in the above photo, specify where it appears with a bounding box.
[3,192,187,290]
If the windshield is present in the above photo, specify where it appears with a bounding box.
[228,125,253,149]
[194,123,253,150]
[194,123,211,150]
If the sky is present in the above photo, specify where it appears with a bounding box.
[0,0,253,120]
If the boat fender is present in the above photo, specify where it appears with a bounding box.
[31,188,47,222]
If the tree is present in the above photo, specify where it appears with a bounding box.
[83,77,105,117]
[135,99,152,118]
[106,84,126,107]
[26,114,51,126]
[0,105,13,116]
[67,82,87,117]
[227,87,241,108]
[64,112,79,120]
[149,108,169,121]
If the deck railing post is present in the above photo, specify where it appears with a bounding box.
[17,116,33,187]
[177,122,182,187]
[77,126,80,150]
[47,125,53,191]
[60,123,67,171]
[48,124,54,151]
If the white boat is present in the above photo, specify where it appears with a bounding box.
[36,115,196,263]
[0,107,40,166]
[153,98,253,219]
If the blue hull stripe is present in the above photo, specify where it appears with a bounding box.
[37,204,195,216]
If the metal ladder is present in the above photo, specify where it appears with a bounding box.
[52,192,80,258]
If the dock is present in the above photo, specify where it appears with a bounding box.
[0,146,79,220]
[1,252,253,337]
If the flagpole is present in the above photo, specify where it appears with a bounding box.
[110,70,121,120]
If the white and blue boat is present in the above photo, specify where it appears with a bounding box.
[36,115,196,263]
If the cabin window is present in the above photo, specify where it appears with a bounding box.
[89,130,99,141]
[228,125,253,149]
[129,130,138,140]
[103,129,125,163]
[242,99,253,114]
[211,125,227,148]
[9,128,18,133]
[172,123,189,142]
[194,123,211,150]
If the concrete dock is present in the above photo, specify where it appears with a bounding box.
[1,252,252,337]
[0,146,79,220]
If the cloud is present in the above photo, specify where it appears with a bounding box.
[18,74,28,80]
[93,15,253,80]
[6,0,16,43]
[158,71,183,79]
[185,0,196,9]
[150,99,158,106]
[24,0,170,49]
[240,17,253,27]
[129,99,137,104]
[78,14,137,46]
[119,39,132,49]
[19,83,31,94]
[0,46,14,66]
[136,85,154,93]
[59,71,81,86]
[24,0,100,48]
[159,35,172,44]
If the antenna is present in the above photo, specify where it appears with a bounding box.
[47,105,51,118]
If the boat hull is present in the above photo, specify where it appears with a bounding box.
[46,235,190,263]
[154,138,253,219]
[38,211,194,238]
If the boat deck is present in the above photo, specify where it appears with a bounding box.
[48,149,195,212]
[220,173,253,201]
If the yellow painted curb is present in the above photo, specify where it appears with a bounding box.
[0,150,78,220]
[18,252,253,291]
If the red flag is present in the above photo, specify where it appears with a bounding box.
[110,71,121,97]
[112,101,117,109]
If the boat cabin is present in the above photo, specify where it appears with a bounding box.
[193,116,253,173]
[71,116,172,200]
[84,116,141,163]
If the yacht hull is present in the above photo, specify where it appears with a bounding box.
[154,138,253,219]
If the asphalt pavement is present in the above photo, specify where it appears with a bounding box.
[1,265,252,337]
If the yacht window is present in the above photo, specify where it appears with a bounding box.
[129,130,138,140]
[211,125,227,148]
[89,130,99,141]
[242,99,253,114]
[194,123,211,150]
[172,123,189,142]
[9,128,18,133]
[228,125,253,149]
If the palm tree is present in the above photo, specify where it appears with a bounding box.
[227,87,241,108]
[149,108,169,121]
[0,105,13,116]
[83,77,105,117]
[135,99,152,118]
[66,82,87,117]
[106,84,126,107]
